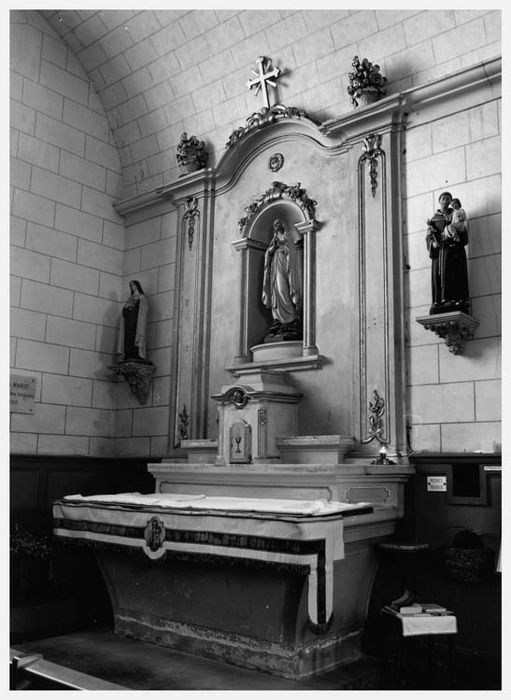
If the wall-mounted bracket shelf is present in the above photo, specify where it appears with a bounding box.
[416,311,479,355]
[109,360,156,405]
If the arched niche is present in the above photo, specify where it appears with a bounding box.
[231,182,319,371]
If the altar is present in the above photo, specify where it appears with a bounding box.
[53,493,375,678]
[51,51,418,681]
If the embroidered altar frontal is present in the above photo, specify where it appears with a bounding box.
[53,494,373,678]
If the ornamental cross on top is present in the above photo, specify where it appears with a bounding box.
[247,56,281,109]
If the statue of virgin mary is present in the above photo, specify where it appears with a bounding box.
[261,218,302,340]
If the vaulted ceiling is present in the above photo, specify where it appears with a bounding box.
[40,9,351,198]
[36,9,501,200]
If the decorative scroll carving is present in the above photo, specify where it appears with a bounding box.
[109,360,155,405]
[416,311,479,355]
[360,134,383,197]
[268,152,284,172]
[226,105,311,149]
[178,404,189,440]
[237,181,317,234]
[183,196,200,250]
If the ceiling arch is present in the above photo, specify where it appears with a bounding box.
[40,9,320,200]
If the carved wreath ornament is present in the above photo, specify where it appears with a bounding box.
[237,181,317,233]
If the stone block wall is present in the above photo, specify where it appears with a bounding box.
[110,205,178,458]
[404,94,501,453]
[10,9,501,457]
[40,10,501,198]
[10,11,124,456]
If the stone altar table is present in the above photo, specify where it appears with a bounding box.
[53,493,373,679]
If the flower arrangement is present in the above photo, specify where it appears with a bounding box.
[176,132,208,176]
[347,56,387,108]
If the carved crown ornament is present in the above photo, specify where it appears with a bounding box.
[237,181,317,234]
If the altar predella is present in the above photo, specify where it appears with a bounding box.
[56,52,480,681]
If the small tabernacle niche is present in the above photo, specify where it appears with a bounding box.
[231,182,319,371]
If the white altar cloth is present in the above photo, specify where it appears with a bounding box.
[400,614,457,636]
[382,607,457,636]
[60,492,371,516]
[53,493,373,629]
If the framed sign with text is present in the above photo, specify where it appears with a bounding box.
[10,374,36,414]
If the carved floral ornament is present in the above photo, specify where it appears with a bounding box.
[183,196,199,250]
[361,389,395,465]
[109,360,156,405]
[237,181,317,234]
[176,132,208,176]
[361,389,389,447]
[178,403,189,440]
[347,56,387,108]
[416,312,479,355]
[360,133,384,198]
[226,105,310,149]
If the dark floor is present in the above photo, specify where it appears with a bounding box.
[14,627,500,691]
[15,629,379,690]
